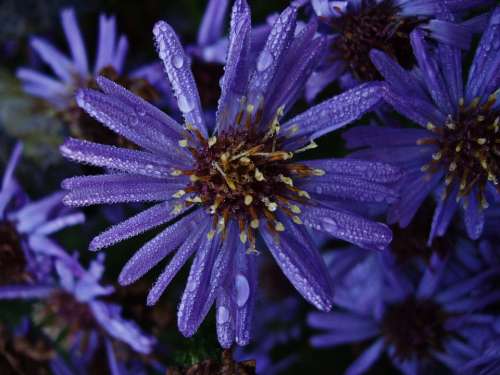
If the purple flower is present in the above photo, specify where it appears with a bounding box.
[344,7,500,243]
[60,0,397,347]
[308,249,500,374]
[0,143,84,285]
[303,0,490,100]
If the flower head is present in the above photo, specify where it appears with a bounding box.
[304,0,487,100]
[344,7,500,243]
[61,0,397,347]
[309,248,500,374]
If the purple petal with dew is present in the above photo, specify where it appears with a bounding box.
[197,0,229,46]
[89,201,188,251]
[428,186,459,245]
[91,301,155,354]
[146,222,208,305]
[466,6,500,102]
[177,232,223,337]
[282,82,384,141]
[310,329,379,348]
[345,338,385,375]
[369,49,428,100]
[63,180,185,207]
[118,210,205,285]
[60,138,175,178]
[266,21,325,119]
[308,312,378,332]
[305,158,402,184]
[216,0,251,132]
[305,60,345,103]
[234,244,257,345]
[76,87,188,159]
[463,190,485,240]
[0,285,53,300]
[444,0,495,11]
[61,174,182,190]
[247,6,297,106]
[153,21,207,137]
[410,29,454,114]
[60,8,88,75]
[436,42,463,108]
[30,37,73,82]
[216,284,236,348]
[95,14,117,73]
[382,88,445,127]
[311,0,345,17]
[261,220,333,311]
[96,76,186,139]
[302,205,392,251]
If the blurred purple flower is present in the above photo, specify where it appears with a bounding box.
[0,143,84,285]
[303,0,491,100]
[309,250,500,375]
[60,0,398,347]
[344,7,500,244]
[17,8,160,111]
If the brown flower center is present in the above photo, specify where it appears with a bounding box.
[0,220,30,286]
[171,105,323,252]
[420,95,499,207]
[381,297,448,360]
[327,0,423,81]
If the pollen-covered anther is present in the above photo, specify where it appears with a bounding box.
[279,174,294,186]
[170,169,183,176]
[254,168,265,181]
[250,219,260,229]
[292,216,303,225]
[239,231,248,244]
[244,195,253,206]
[172,190,186,198]
[178,139,188,147]
[207,230,216,240]
[208,136,217,148]
[275,222,285,232]
[312,169,326,176]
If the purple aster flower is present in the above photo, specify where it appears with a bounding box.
[302,0,490,100]
[308,250,500,374]
[0,253,155,372]
[16,8,161,147]
[344,6,500,243]
[0,143,84,285]
[60,0,397,347]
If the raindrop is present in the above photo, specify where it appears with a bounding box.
[235,274,250,307]
[257,50,273,72]
[172,55,184,69]
[216,306,229,324]
[130,114,139,125]
[136,107,146,117]
[177,94,195,113]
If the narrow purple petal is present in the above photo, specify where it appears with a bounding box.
[282,82,384,141]
[153,21,207,137]
[464,190,485,240]
[197,0,229,46]
[118,210,204,285]
[89,201,186,251]
[305,60,345,103]
[30,37,73,82]
[95,14,117,72]
[310,329,379,347]
[61,8,88,74]
[428,187,459,245]
[234,249,257,346]
[345,339,385,375]
[0,285,54,300]
[308,312,377,332]
[113,36,128,73]
[216,284,236,348]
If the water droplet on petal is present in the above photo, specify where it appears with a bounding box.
[136,106,146,117]
[257,50,273,72]
[130,114,139,125]
[235,274,250,307]
[177,94,195,113]
[172,55,184,69]
[216,306,229,324]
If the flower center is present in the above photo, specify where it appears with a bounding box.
[0,220,29,286]
[328,0,422,81]
[381,297,447,360]
[42,291,97,332]
[172,104,323,252]
[420,96,499,207]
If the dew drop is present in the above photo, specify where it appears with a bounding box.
[136,106,146,117]
[177,94,195,113]
[235,274,250,307]
[130,114,139,125]
[172,55,184,69]
[216,306,229,324]
[257,50,273,72]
